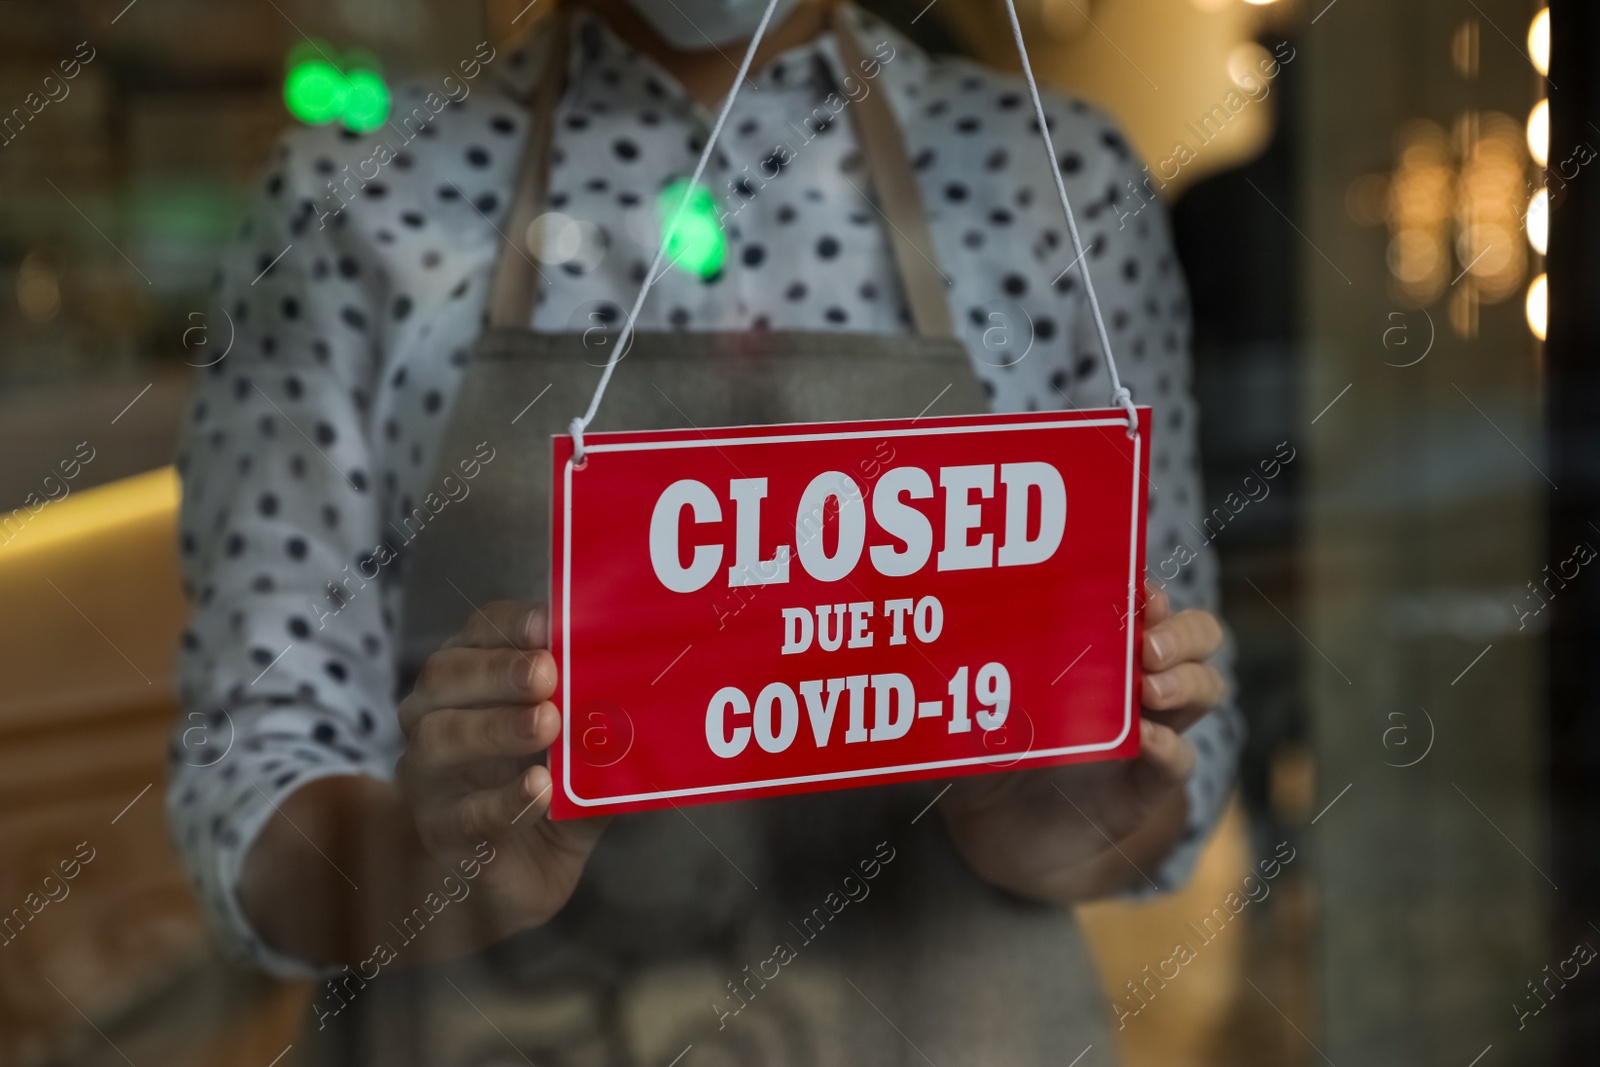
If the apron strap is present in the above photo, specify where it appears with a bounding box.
[487,4,953,339]
[487,12,571,330]
[830,6,954,339]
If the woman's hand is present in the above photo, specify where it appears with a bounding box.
[939,582,1225,903]
[238,601,605,968]
[395,600,609,936]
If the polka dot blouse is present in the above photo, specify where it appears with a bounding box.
[167,7,1245,976]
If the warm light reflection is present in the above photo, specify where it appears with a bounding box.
[1527,99,1549,167]
[1227,43,1272,91]
[17,252,61,324]
[1526,273,1547,340]
[1526,187,1548,256]
[1368,113,1531,322]
[1529,8,1550,76]
[0,467,179,560]
[1455,111,1528,303]
[1451,20,1480,79]
[1386,121,1454,305]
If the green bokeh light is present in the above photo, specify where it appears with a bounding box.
[283,46,390,133]
[284,59,348,125]
[658,180,726,279]
[341,69,391,133]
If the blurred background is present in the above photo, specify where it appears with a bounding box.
[0,0,1580,1064]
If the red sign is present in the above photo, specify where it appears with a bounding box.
[548,408,1150,819]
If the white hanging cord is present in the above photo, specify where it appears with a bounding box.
[999,0,1138,437]
[569,0,787,464]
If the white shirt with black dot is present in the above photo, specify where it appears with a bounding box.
[169,7,1244,976]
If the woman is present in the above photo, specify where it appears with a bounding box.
[170,0,1241,1061]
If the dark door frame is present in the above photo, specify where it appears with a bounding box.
[1547,1,1600,1061]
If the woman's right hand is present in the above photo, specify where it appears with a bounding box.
[395,600,609,937]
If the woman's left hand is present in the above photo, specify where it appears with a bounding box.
[939,581,1225,903]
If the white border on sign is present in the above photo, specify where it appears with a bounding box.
[559,417,1142,808]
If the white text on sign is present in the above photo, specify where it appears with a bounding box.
[705,662,1012,758]
[780,596,944,654]
[648,462,1068,592]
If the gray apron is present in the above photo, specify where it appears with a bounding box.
[306,11,1114,1066]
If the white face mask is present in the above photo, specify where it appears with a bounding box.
[623,0,802,50]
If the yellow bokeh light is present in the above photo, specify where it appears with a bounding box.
[1526,187,1548,256]
[1529,8,1550,76]
[1526,273,1547,341]
[1454,112,1529,303]
[1527,99,1549,167]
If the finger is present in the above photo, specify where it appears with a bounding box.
[1129,719,1195,803]
[1142,663,1226,731]
[453,764,555,842]
[400,647,558,732]
[1142,701,1218,737]
[459,755,538,791]
[443,601,547,651]
[1143,608,1223,673]
[410,702,561,773]
[1142,580,1171,628]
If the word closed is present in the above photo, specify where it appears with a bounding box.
[549,408,1150,818]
